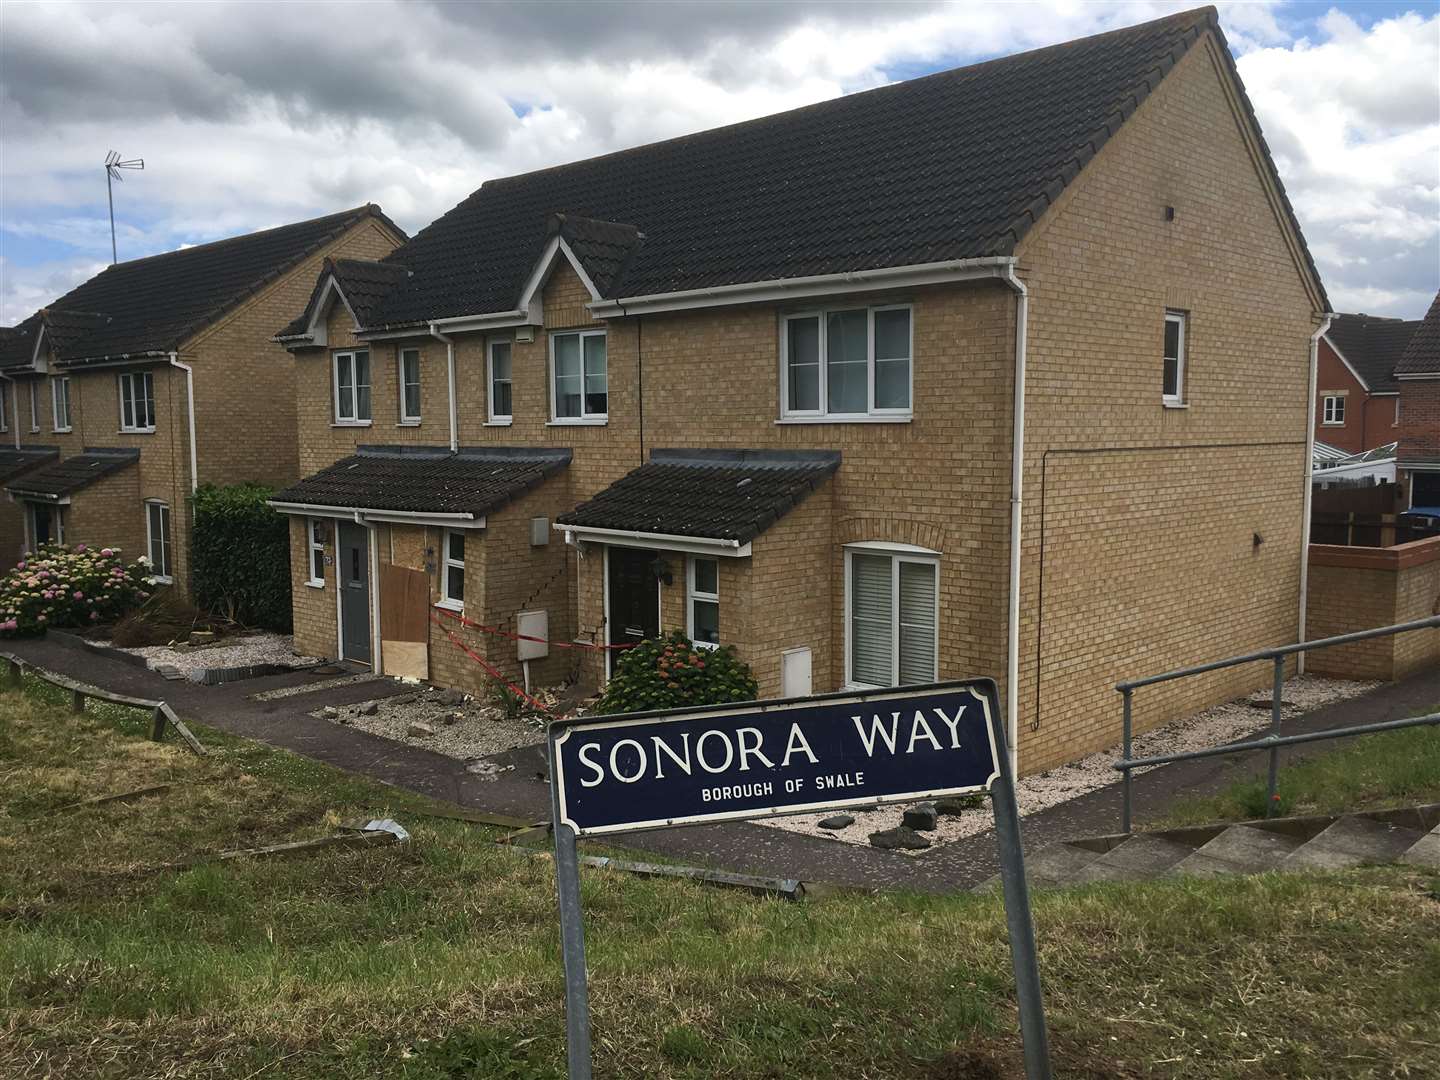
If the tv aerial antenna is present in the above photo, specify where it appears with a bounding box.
[105,150,144,263]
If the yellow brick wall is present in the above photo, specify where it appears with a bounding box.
[62,467,147,566]
[289,515,336,658]
[1011,33,1323,770]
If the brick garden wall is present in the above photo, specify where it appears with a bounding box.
[1306,538,1440,680]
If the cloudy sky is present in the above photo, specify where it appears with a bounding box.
[1,1,1436,324]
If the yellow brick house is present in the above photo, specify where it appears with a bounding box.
[0,206,406,592]
[273,8,1331,773]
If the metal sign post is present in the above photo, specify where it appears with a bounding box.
[547,678,1050,1080]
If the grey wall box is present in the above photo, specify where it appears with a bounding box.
[531,517,550,546]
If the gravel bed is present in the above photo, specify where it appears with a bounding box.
[123,633,322,678]
[760,675,1381,854]
[313,684,549,762]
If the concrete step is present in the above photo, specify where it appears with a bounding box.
[1399,823,1440,870]
[1071,834,1202,884]
[1282,815,1428,873]
[971,841,1109,892]
[1168,824,1307,878]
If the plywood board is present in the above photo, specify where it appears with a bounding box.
[380,563,429,680]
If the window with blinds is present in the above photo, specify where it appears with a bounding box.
[847,549,937,687]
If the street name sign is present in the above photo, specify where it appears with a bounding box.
[546,678,1051,1080]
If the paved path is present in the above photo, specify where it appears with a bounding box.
[7,633,1439,893]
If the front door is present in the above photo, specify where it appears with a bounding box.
[338,523,371,664]
[607,546,659,675]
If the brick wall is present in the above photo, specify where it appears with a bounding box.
[1306,538,1440,680]
[1011,32,1323,770]
[63,467,147,563]
[290,515,335,658]
[1398,381,1440,465]
[1315,338,1397,454]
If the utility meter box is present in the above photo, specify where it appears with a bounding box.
[517,610,549,662]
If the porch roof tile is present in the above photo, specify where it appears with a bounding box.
[4,448,139,500]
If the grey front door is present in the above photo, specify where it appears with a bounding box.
[338,523,371,664]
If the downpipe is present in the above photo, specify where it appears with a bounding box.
[429,323,458,452]
[1297,314,1333,673]
[168,353,198,493]
[1002,263,1028,781]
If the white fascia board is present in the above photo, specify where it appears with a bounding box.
[588,257,1015,317]
[514,235,602,324]
[303,275,361,347]
[266,500,484,529]
[1320,334,1372,392]
[405,310,533,336]
[1395,372,1440,381]
[556,522,750,557]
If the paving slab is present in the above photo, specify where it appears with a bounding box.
[1071,834,1198,883]
[1399,825,1440,869]
[1169,824,1305,878]
[1282,816,1428,872]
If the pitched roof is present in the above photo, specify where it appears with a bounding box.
[298,7,1321,332]
[0,446,59,484]
[1326,313,1423,391]
[1395,291,1440,376]
[4,448,139,500]
[4,206,404,367]
[0,316,41,372]
[276,257,413,341]
[556,449,839,545]
[271,446,571,517]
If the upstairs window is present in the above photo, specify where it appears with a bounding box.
[1322,394,1346,426]
[688,556,720,649]
[0,382,8,432]
[334,349,371,424]
[28,381,40,432]
[846,545,938,688]
[551,330,606,421]
[146,501,173,582]
[488,340,513,422]
[781,304,912,419]
[440,529,465,609]
[52,377,72,432]
[119,371,155,431]
[1163,311,1187,406]
[398,348,421,423]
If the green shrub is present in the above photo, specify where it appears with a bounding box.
[593,630,758,715]
[191,483,291,631]
[0,543,153,637]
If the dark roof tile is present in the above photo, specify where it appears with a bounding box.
[1395,291,1440,376]
[5,449,139,499]
[0,446,59,484]
[1327,313,1423,392]
[272,446,570,517]
[556,449,839,544]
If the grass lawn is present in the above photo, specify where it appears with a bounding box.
[2,677,1439,1079]
[1154,721,1440,828]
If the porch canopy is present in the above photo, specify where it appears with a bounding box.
[556,448,839,555]
[268,445,571,527]
[5,448,139,502]
[0,447,60,487]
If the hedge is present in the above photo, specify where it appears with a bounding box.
[191,483,291,631]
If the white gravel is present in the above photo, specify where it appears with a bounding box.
[123,632,322,677]
[759,675,1381,854]
[313,683,551,763]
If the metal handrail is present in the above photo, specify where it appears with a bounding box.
[1114,615,1440,831]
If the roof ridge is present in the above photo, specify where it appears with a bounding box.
[398,7,1217,256]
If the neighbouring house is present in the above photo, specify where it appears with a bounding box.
[1395,291,1440,514]
[272,6,1330,774]
[0,206,406,592]
[1313,313,1420,455]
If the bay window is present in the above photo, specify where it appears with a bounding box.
[846,545,938,688]
[781,304,912,419]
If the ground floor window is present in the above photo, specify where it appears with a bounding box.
[146,501,173,582]
[846,545,938,687]
[26,503,62,549]
[688,556,720,648]
[307,517,327,586]
[440,529,465,609]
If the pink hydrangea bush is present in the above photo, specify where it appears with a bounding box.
[0,543,153,637]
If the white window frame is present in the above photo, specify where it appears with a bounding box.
[438,528,465,611]
[779,303,913,421]
[1322,394,1346,426]
[28,380,40,432]
[118,371,155,432]
[842,542,940,690]
[1163,311,1187,407]
[306,517,326,588]
[145,500,173,583]
[687,556,721,650]
[397,348,421,424]
[548,329,608,424]
[0,382,8,432]
[51,376,72,432]
[25,502,63,550]
[487,339,514,425]
[332,349,372,426]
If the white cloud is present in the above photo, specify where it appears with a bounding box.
[1,1,1436,323]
